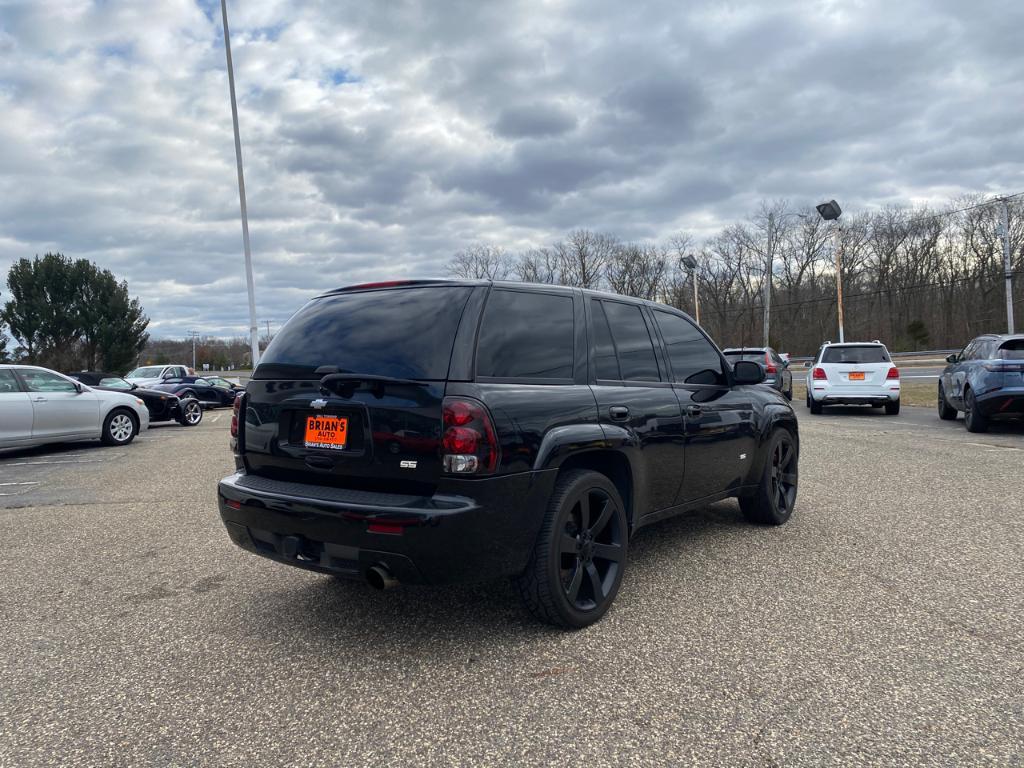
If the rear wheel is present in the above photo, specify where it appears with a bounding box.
[964,388,988,433]
[740,429,798,525]
[514,470,627,629]
[885,399,900,415]
[937,383,957,420]
[783,384,793,401]
[101,408,138,446]
[809,395,823,414]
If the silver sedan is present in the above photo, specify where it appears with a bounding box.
[0,365,150,450]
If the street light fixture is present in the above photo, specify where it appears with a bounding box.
[815,199,845,343]
[681,254,700,325]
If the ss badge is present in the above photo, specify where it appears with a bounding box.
[400,460,418,469]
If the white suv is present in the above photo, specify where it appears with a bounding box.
[806,341,901,415]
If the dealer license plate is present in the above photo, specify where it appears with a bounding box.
[304,415,348,450]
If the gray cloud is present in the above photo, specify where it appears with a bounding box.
[1,0,1023,338]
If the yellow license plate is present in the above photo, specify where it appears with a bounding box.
[304,416,348,450]
[849,372,865,381]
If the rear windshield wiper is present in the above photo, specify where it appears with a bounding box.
[317,371,429,397]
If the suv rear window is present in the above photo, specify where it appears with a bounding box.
[821,345,890,364]
[476,289,574,380]
[256,287,473,380]
[998,340,1024,360]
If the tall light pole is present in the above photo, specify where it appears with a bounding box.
[763,211,806,348]
[187,330,200,371]
[998,198,1015,334]
[221,0,261,369]
[681,254,700,325]
[816,200,844,343]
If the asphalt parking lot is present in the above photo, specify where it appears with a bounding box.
[1,406,1022,767]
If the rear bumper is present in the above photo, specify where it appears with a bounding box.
[809,384,899,405]
[217,469,557,585]
[975,386,1024,416]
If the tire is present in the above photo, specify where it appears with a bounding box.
[783,385,793,401]
[101,408,138,446]
[963,388,988,433]
[178,399,203,426]
[885,399,900,415]
[740,429,798,525]
[809,395,823,414]
[514,469,628,629]
[937,383,957,420]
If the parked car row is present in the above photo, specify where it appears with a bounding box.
[0,362,245,452]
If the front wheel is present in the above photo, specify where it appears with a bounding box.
[101,408,138,446]
[514,470,627,629]
[740,429,798,525]
[937,383,957,420]
[178,399,203,426]
[885,399,900,415]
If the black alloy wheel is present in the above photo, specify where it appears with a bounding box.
[740,429,798,525]
[937,383,957,420]
[515,470,627,629]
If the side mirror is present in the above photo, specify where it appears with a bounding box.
[945,354,957,364]
[732,360,766,385]
[73,382,83,393]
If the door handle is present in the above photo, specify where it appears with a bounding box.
[33,396,47,403]
[685,405,702,417]
[608,406,630,422]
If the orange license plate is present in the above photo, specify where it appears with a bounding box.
[304,415,348,450]
[849,372,865,381]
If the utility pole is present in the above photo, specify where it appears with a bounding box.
[834,224,846,343]
[221,0,261,369]
[763,212,774,347]
[187,330,200,370]
[692,270,700,326]
[999,198,1015,334]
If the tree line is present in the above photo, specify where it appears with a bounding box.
[446,195,1022,354]
[0,253,149,372]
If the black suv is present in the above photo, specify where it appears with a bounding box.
[218,280,799,628]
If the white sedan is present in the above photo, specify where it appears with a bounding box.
[0,365,150,450]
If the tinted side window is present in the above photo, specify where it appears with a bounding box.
[591,300,621,380]
[601,301,660,382]
[477,290,574,380]
[654,311,725,385]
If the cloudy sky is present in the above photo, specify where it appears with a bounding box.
[1,0,1022,338]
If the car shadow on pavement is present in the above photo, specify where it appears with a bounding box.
[232,499,751,649]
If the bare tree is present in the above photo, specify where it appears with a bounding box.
[606,243,670,300]
[555,230,618,288]
[515,247,561,284]
[446,245,512,280]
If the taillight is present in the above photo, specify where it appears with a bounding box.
[230,396,241,437]
[983,362,1024,372]
[812,367,827,380]
[765,353,777,374]
[441,397,499,474]
[886,367,900,379]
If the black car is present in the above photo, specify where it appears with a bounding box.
[722,347,793,400]
[68,372,203,426]
[152,375,241,408]
[938,333,1024,432]
[217,280,799,628]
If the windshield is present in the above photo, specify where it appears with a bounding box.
[724,351,766,363]
[99,377,132,390]
[127,366,163,378]
[256,286,473,380]
[822,345,890,364]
